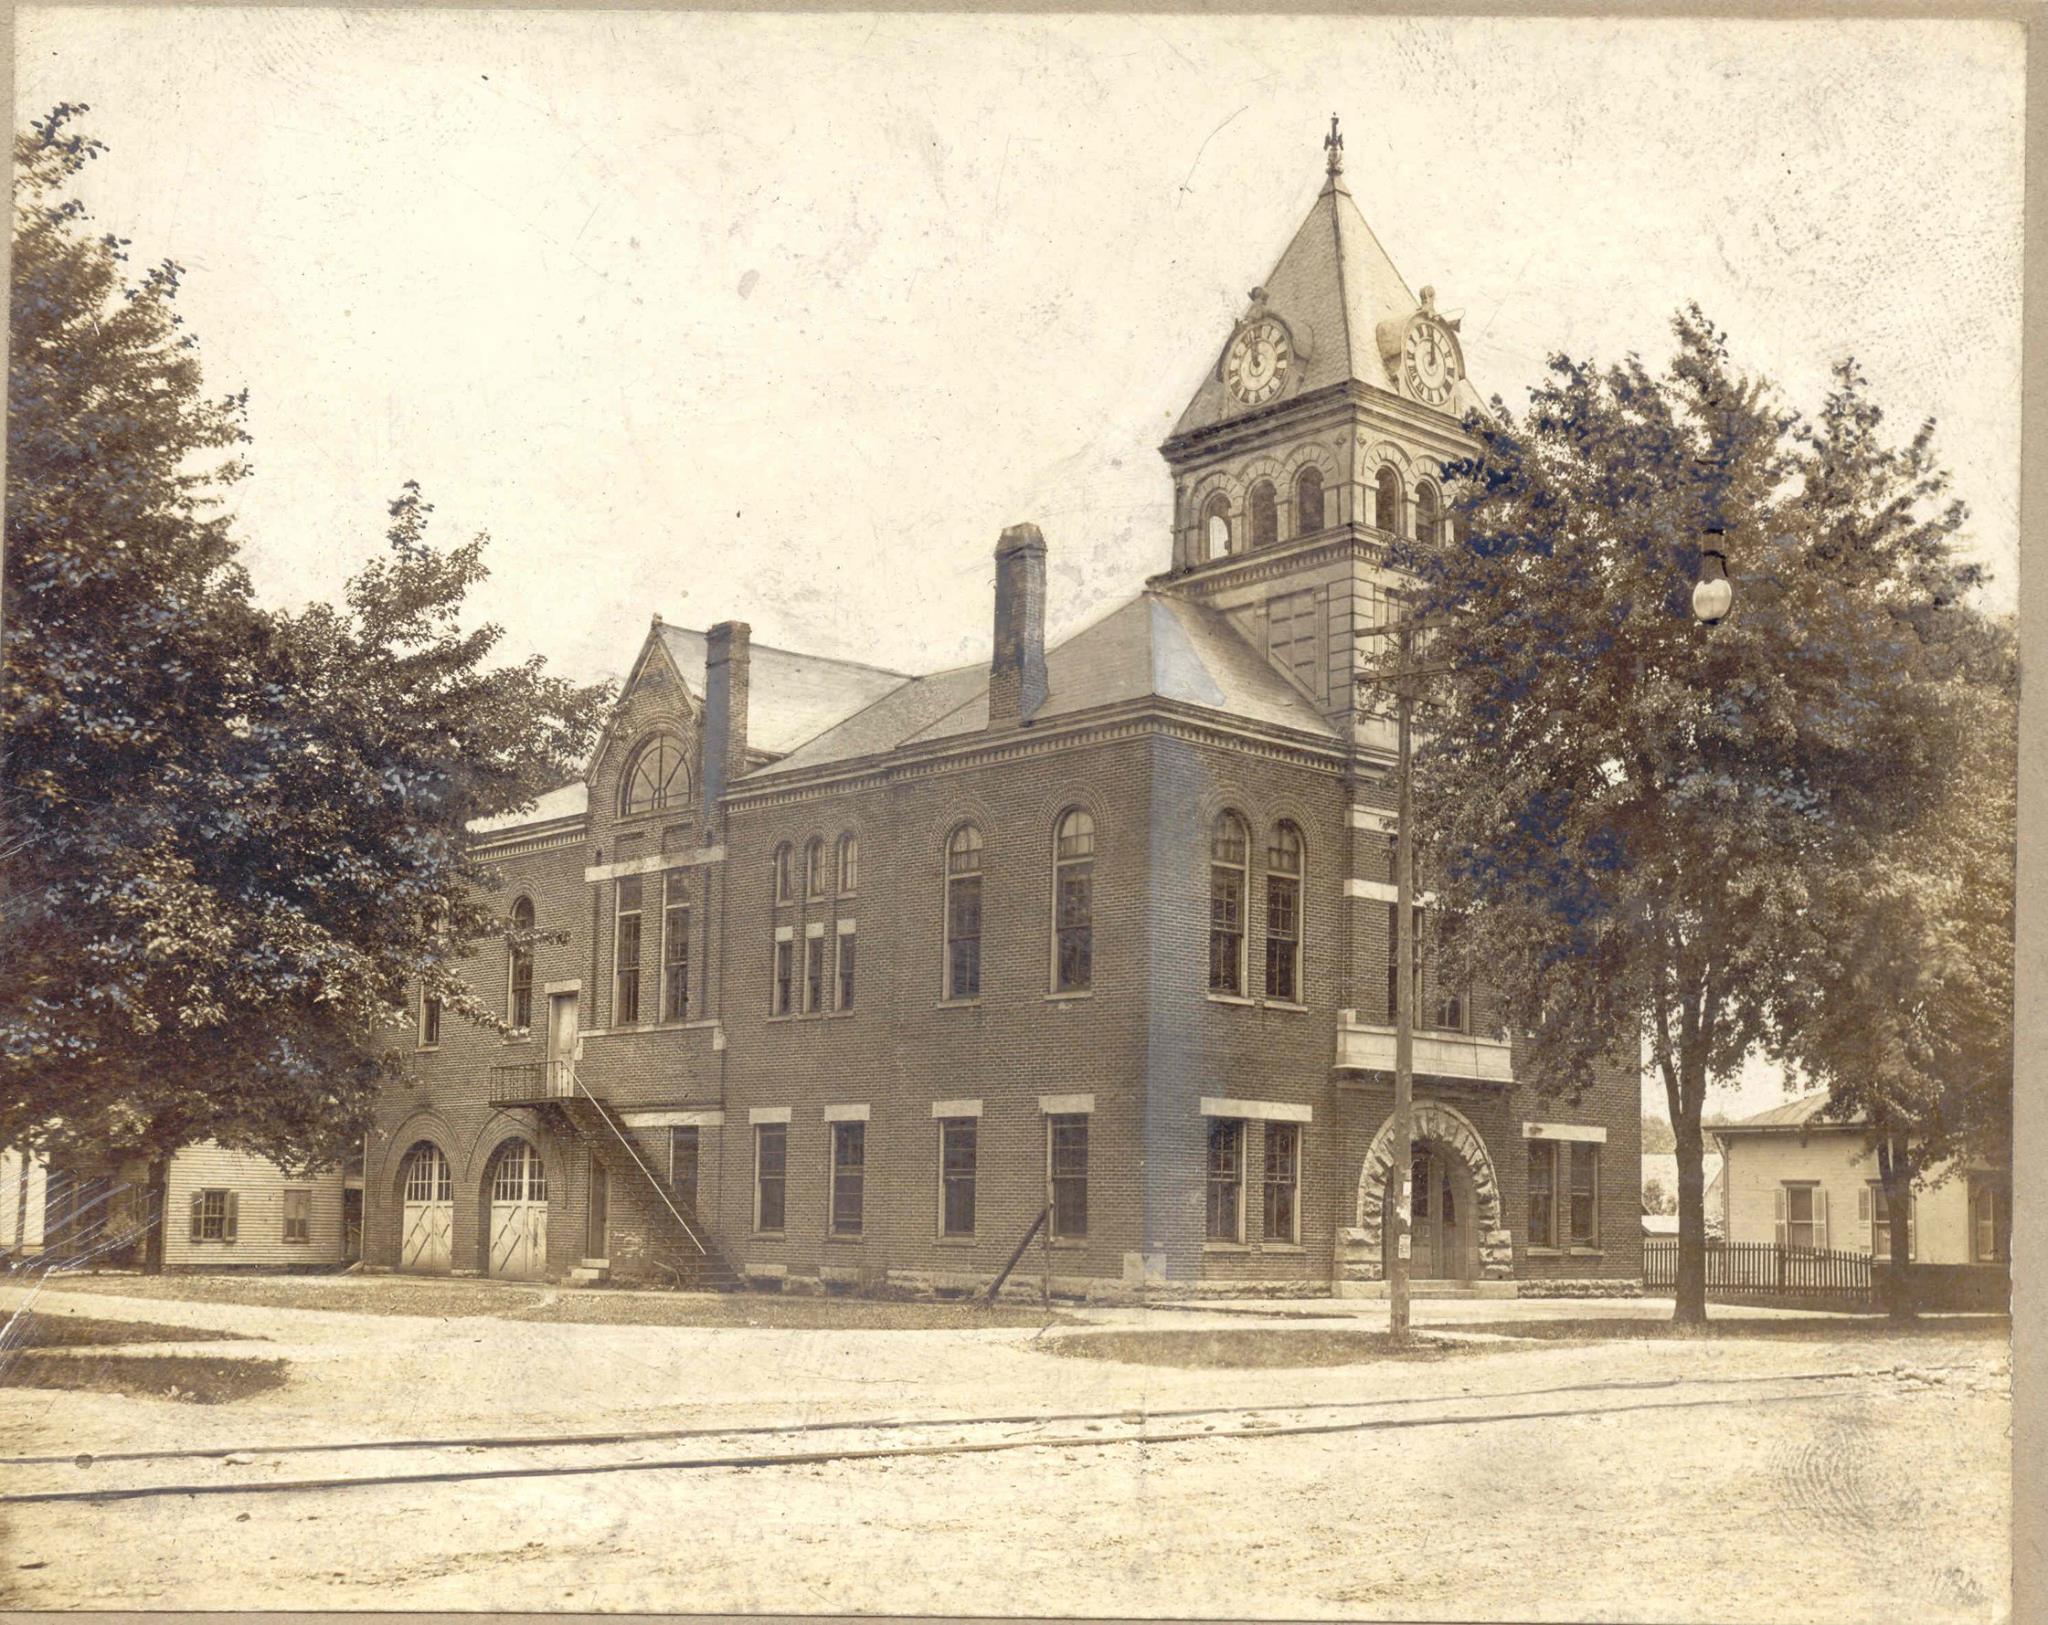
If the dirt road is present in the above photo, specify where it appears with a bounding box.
[0,1278,2009,1620]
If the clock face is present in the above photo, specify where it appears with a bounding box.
[1224,317,1293,406]
[1402,318,1460,407]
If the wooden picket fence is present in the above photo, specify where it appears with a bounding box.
[1644,1238,1873,1306]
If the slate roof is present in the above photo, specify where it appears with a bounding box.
[469,780,589,835]
[754,590,1338,780]
[654,624,911,757]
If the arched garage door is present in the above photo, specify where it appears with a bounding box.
[399,1144,453,1273]
[488,1141,548,1281]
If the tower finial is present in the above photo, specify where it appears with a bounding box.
[1324,113,1343,178]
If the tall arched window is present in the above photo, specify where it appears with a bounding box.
[1249,481,1279,549]
[1294,467,1326,535]
[944,823,984,1001]
[1415,481,1442,547]
[1264,822,1303,1003]
[1208,811,1249,996]
[1052,809,1095,993]
[1374,467,1403,536]
[620,733,689,815]
[804,836,826,900]
[772,842,794,905]
[1202,494,1232,561]
[508,896,535,1032]
[836,833,859,895]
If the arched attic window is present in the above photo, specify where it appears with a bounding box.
[1294,467,1326,536]
[1374,467,1404,537]
[1249,482,1279,549]
[620,733,689,815]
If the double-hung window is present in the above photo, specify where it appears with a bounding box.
[189,1188,238,1243]
[1527,1142,1556,1248]
[945,824,984,1000]
[1205,1119,1244,1242]
[282,1188,311,1244]
[613,877,643,1026]
[1263,1122,1301,1243]
[1048,1115,1089,1239]
[1208,812,1248,996]
[1053,810,1095,993]
[939,1118,977,1237]
[803,928,827,1014]
[419,991,441,1049]
[662,872,691,1022]
[830,1122,865,1237]
[1776,1182,1827,1252]
[1264,823,1303,1002]
[1567,1142,1599,1247]
[1863,1182,1915,1260]
[1527,1140,1600,1249]
[508,896,535,1032]
[835,923,857,1011]
[755,1123,787,1233]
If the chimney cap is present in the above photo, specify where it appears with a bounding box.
[996,522,1046,557]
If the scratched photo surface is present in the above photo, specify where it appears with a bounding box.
[0,10,2021,1621]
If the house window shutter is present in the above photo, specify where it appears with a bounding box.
[1773,1187,1787,1250]
[224,1192,240,1243]
[1814,1186,1828,1251]
[189,1191,204,1243]
[1857,1185,1870,1226]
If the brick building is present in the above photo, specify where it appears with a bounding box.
[365,134,1642,1297]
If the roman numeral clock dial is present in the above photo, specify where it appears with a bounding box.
[1224,316,1293,406]
[1402,314,1461,407]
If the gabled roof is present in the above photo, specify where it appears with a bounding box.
[755,591,1338,780]
[1174,174,1418,440]
[1714,1093,1869,1134]
[654,624,910,757]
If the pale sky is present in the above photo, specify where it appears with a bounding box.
[18,10,2025,1124]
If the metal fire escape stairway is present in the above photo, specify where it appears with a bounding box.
[492,1061,743,1292]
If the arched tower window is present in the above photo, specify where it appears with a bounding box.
[1416,481,1442,547]
[1249,481,1279,549]
[804,836,826,900]
[1294,467,1326,536]
[1264,822,1304,1003]
[620,733,689,816]
[944,823,983,1001]
[772,842,794,905]
[836,833,859,895]
[1202,494,1232,561]
[1208,811,1249,996]
[1052,809,1095,993]
[508,896,535,1031]
[1374,467,1404,537]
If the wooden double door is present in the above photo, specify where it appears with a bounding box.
[1385,1146,1476,1283]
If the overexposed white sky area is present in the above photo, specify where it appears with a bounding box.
[17,11,2025,1122]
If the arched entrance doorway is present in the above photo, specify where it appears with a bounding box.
[1381,1143,1478,1281]
[398,1142,453,1274]
[1339,1100,1513,1285]
[486,1140,548,1280]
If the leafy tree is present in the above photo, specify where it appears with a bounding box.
[1777,617,2015,1317]
[3,107,609,1170]
[1641,1113,1677,1154]
[1398,307,1985,1325]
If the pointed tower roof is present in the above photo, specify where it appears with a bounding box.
[1171,121,1426,440]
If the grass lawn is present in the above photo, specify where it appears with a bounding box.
[4,1312,256,1350]
[1452,1313,2012,1342]
[1,1353,288,1404]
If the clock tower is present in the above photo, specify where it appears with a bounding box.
[1152,118,1483,751]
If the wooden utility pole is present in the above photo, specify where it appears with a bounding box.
[1388,615,1416,1341]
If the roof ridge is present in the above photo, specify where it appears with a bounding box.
[658,622,913,679]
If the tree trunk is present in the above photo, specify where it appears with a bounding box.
[1671,1107,1708,1327]
[1879,1132,1916,1322]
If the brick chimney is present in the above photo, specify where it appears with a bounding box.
[989,524,1048,727]
[700,620,751,819]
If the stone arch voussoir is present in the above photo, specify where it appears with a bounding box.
[1338,1100,1514,1283]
